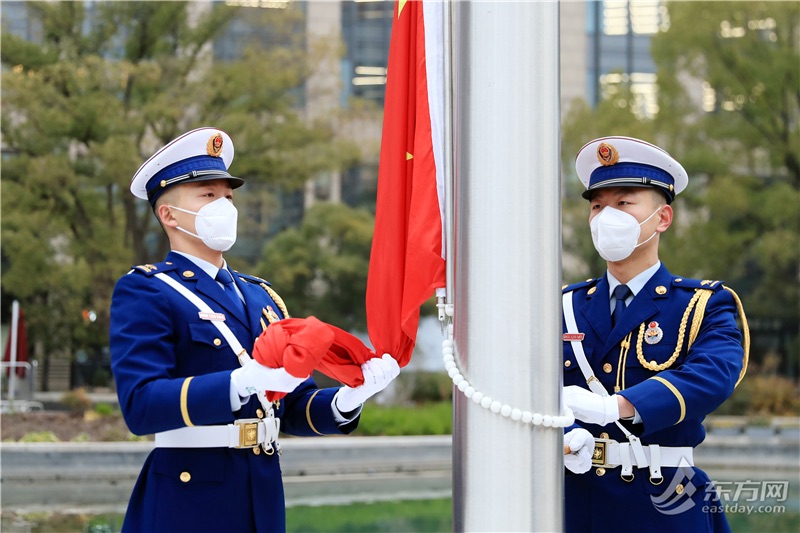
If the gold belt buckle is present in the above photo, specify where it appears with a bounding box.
[234,418,262,449]
[592,438,611,467]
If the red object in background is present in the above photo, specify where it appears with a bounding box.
[366,0,446,368]
[252,316,375,402]
[4,306,29,378]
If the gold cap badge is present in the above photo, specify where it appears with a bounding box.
[597,142,619,166]
[207,132,223,157]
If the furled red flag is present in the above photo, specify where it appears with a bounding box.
[3,305,29,379]
[252,316,375,402]
[366,0,447,367]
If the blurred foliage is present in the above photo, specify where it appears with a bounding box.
[70,432,91,442]
[287,499,453,533]
[60,387,92,413]
[257,202,375,331]
[3,501,797,533]
[17,430,60,443]
[0,512,125,533]
[1,1,359,377]
[93,402,115,417]
[562,1,799,374]
[716,354,800,416]
[0,501,453,533]
[726,512,800,533]
[389,371,454,405]
[358,401,453,436]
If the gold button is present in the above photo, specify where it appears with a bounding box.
[599,432,609,439]
[650,360,657,367]
[676,483,684,495]
[213,338,222,346]
[587,287,597,295]
[675,278,683,283]
[585,278,593,282]
[180,472,191,483]
[603,363,613,374]
[183,270,195,278]
[655,286,667,295]
[256,409,265,419]
[160,180,167,188]
[564,360,572,368]
[253,447,261,456]
[596,467,606,477]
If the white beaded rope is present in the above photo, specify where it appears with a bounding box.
[442,334,575,428]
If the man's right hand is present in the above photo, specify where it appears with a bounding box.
[230,359,307,398]
[563,428,595,474]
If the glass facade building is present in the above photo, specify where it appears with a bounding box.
[586,0,668,118]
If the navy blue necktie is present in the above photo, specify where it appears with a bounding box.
[216,268,245,315]
[612,284,631,327]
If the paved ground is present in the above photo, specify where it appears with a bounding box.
[2,431,798,514]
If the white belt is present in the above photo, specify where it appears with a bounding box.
[155,417,281,453]
[593,438,694,483]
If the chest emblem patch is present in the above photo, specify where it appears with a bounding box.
[264,306,281,324]
[645,321,663,345]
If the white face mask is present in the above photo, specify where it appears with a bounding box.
[169,197,238,252]
[590,206,661,262]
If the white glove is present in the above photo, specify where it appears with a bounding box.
[335,353,400,412]
[563,385,620,426]
[230,359,307,398]
[563,428,595,474]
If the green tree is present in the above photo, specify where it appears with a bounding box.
[256,203,374,332]
[561,1,799,371]
[1,1,358,387]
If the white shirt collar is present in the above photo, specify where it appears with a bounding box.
[607,261,661,304]
[172,251,229,280]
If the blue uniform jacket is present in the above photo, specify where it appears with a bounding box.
[562,264,747,533]
[110,251,355,533]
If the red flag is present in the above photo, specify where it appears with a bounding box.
[252,316,377,401]
[366,0,446,367]
[3,306,29,379]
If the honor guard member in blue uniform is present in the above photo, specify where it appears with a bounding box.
[560,136,749,533]
[110,127,400,533]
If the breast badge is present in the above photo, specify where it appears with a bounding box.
[263,306,281,324]
[644,321,663,345]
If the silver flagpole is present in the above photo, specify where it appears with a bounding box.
[443,0,455,305]
[451,1,563,531]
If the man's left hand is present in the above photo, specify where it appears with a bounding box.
[335,354,400,412]
[563,385,620,426]
[564,428,595,474]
